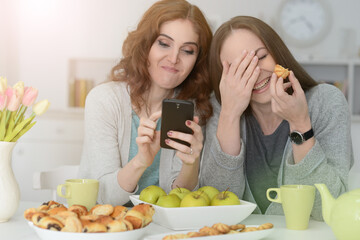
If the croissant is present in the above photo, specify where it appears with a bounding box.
[106,219,130,232]
[44,200,65,210]
[37,216,64,231]
[68,204,88,216]
[131,203,155,226]
[52,210,78,225]
[124,209,145,229]
[47,206,68,215]
[96,215,113,225]
[31,212,48,225]
[122,219,134,230]
[24,208,38,221]
[82,222,107,233]
[274,64,290,79]
[89,204,114,216]
[110,205,128,219]
[61,216,83,233]
[80,214,100,222]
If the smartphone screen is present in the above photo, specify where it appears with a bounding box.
[160,99,194,149]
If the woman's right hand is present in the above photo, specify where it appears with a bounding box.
[219,50,260,117]
[135,111,162,168]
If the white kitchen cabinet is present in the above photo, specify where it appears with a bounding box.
[11,110,84,202]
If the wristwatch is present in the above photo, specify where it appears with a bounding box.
[289,129,314,145]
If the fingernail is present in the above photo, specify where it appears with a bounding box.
[250,50,255,56]
[167,131,172,136]
[252,56,258,62]
[186,120,191,126]
[165,139,170,144]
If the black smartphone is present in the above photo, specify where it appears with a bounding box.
[160,99,194,149]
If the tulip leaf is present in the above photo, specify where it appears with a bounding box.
[0,110,6,140]
[11,121,36,142]
[5,111,16,139]
[4,115,35,142]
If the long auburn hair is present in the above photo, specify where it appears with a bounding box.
[209,16,318,104]
[111,0,213,124]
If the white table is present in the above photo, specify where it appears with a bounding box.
[1,201,336,240]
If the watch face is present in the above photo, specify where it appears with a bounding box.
[290,131,304,145]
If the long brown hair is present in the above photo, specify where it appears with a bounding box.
[111,0,213,124]
[209,16,318,104]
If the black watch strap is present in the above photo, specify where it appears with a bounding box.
[303,128,314,141]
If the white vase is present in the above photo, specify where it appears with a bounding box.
[0,141,20,222]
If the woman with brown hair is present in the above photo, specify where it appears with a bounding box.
[79,0,212,206]
[200,16,353,220]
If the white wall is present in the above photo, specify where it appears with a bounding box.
[1,0,360,109]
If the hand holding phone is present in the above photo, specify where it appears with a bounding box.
[160,99,194,149]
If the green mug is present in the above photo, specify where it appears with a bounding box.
[57,179,99,210]
[266,185,315,230]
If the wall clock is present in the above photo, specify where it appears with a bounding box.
[277,0,332,47]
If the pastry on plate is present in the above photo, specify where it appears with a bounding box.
[24,200,154,233]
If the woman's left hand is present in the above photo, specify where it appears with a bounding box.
[270,71,310,127]
[164,116,203,165]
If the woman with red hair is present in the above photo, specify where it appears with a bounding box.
[79,0,213,206]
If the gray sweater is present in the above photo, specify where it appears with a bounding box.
[79,81,185,206]
[199,84,354,221]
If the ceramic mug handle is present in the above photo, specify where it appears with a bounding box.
[57,184,71,199]
[266,188,282,203]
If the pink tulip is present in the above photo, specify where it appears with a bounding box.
[22,87,38,106]
[6,88,22,111]
[5,87,13,100]
[0,94,7,111]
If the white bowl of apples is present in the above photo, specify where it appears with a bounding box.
[129,185,257,230]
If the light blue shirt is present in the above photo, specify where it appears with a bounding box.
[129,110,161,194]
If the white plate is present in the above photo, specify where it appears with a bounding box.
[129,195,257,230]
[144,225,274,240]
[28,221,147,240]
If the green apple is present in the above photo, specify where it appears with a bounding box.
[198,186,220,201]
[211,190,240,206]
[156,194,181,208]
[169,187,191,200]
[180,192,209,207]
[139,185,166,204]
[193,190,211,205]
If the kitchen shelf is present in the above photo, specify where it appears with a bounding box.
[68,58,117,107]
[300,59,360,118]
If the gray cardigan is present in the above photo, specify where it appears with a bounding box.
[199,84,354,221]
[79,81,185,206]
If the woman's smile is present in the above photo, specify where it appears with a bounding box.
[253,77,270,92]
